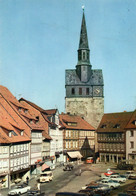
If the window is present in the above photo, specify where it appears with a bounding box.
[21,130,24,136]
[71,88,75,95]
[130,130,134,137]
[86,88,89,95]
[83,52,85,59]
[130,141,134,149]
[87,52,89,60]
[79,88,82,95]
[78,51,81,60]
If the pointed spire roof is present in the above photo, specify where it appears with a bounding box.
[79,10,89,49]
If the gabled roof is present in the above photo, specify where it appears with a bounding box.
[97,111,133,133]
[0,101,30,144]
[19,98,52,140]
[0,85,44,137]
[125,110,136,129]
[59,113,95,130]
[19,98,57,115]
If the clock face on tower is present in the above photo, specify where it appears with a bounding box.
[93,86,102,97]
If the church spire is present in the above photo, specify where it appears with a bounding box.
[76,8,91,82]
[79,9,89,49]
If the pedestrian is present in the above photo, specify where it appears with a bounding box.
[26,176,29,185]
[37,182,41,193]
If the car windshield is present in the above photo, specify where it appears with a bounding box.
[16,185,23,189]
[41,174,48,176]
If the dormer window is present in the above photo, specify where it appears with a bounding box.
[9,130,17,137]
[66,122,77,126]
[132,120,136,125]
[101,124,106,128]
[9,131,12,137]
[113,124,120,128]
[21,130,24,136]
[30,120,33,124]
[24,109,28,114]
[18,107,21,112]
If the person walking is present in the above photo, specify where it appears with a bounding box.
[26,176,29,185]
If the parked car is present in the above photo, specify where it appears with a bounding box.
[8,183,31,195]
[124,171,136,179]
[103,174,126,183]
[63,164,74,171]
[56,192,87,196]
[39,171,53,183]
[99,179,120,189]
[27,188,45,196]
[104,169,114,176]
[117,161,133,170]
[78,189,95,195]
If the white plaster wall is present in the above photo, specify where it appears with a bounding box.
[126,130,136,160]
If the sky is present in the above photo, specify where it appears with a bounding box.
[0,0,136,114]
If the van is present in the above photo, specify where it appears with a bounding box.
[86,157,93,164]
[39,171,53,183]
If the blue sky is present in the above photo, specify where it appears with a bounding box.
[0,0,136,114]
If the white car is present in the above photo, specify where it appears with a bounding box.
[39,171,53,183]
[8,183,31,195]
[103,174,126,183]
[124,171,136,178]
[99,179,120,189]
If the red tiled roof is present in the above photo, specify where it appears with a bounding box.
[59,113,95,130]
[125,110,136,129]
[0,99,30,143]
[19,98,52,140]
[44,109,57,115]
[97,111,133,133]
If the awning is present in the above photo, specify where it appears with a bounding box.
[67,151,83,159]
[42,164,50,171]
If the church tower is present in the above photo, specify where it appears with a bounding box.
[65,9,104,129]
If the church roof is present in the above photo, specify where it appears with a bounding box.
[65,69,103,86]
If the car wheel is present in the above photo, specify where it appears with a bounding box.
[111,186,114,189]
[18,192,21,196]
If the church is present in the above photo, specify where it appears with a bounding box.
[65,10,104,129]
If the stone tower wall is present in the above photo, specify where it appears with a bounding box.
[65,97,104,129]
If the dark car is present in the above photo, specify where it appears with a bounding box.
[27,189,45,196]
[78,189,95,196]
[117,161,133,170]
[63,164,74,171]
[56,192,87,196]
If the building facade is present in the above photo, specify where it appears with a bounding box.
[125,110,136,164]
[97,111,136,163]
[65,10,104,129]
[59,113,95,162]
